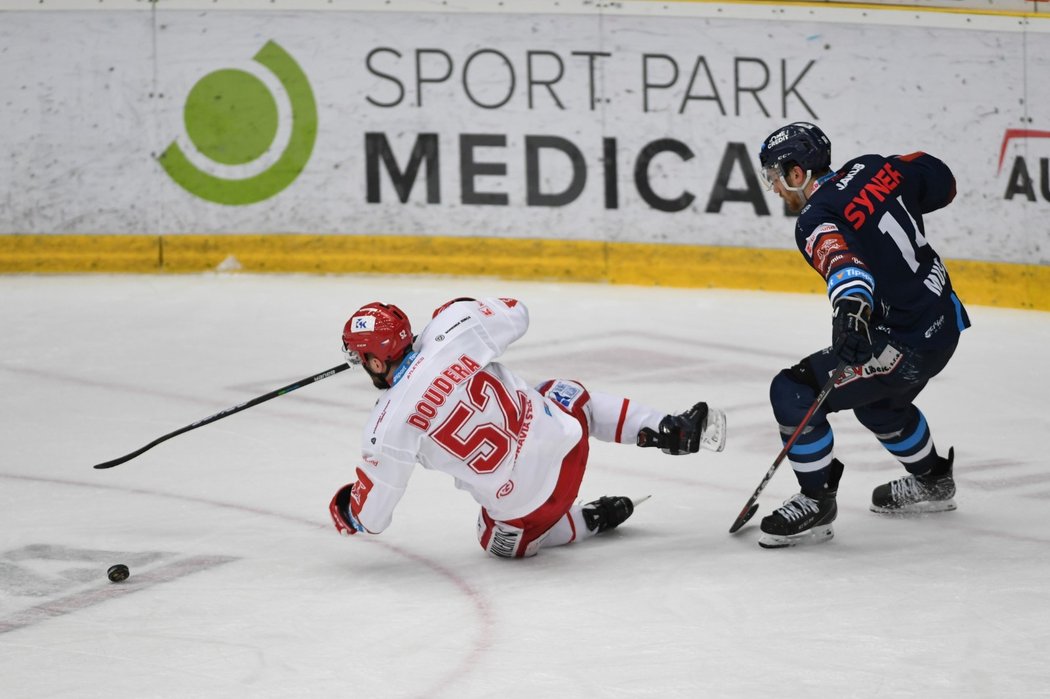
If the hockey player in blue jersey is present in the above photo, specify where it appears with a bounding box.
[754,122,971,548]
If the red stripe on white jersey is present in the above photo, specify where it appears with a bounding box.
[614,398,630,443]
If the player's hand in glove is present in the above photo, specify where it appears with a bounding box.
[638,402,726,454]
[832,295,874,364]
[329,483,365,536]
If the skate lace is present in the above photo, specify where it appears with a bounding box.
[889,475,924,503]
[776,494,820,523]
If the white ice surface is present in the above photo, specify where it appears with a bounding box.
[1,274,1048,698]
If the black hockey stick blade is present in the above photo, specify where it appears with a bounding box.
[729,501,760,534]
[92,363,350,469]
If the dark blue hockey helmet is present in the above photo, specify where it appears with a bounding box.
[758,122,832,189]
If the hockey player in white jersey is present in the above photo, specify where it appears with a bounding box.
[328,297,727,558]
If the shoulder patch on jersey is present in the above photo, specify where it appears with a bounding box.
[804,230,819,255]
[804,222,840,255]
[813,234,847,276]
[543,380,586,411]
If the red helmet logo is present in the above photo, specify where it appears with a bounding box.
[342,302,413,363]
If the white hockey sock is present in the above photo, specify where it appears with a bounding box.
[541,505,597,549]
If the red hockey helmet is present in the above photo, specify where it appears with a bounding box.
[342,302,413,365]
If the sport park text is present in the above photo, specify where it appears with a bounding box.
[365,48,819,117]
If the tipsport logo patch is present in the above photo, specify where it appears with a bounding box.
[159,41,317,206]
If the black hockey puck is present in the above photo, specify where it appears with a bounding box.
[107,564,130,583]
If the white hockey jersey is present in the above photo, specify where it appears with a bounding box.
[349,298,586,533]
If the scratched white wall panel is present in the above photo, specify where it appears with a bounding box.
[0,12,157,234]
[0,7,1047,262]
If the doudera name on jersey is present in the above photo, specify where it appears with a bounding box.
[407,354,482,430]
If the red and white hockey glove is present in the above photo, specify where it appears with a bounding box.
[329,483,365,536]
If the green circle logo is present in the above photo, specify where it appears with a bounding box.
[184,69,279,165]
[159,41,317,206]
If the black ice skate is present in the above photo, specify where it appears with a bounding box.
[871,447,956,514]
[582,496,645,533]
[758,460,843,549]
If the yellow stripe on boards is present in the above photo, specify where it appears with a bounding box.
[0,235,161,273]
[1,234,1046,311]
[945,259,1050,312]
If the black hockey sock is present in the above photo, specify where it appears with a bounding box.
[907,447,955,480]
[800,459,844,500]
[923,447,954,479]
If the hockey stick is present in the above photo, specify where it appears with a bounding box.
[728,360,848,533]
[92,363,351,469]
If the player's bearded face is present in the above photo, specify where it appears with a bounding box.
[764,166,807,213]
[779,185,807,213]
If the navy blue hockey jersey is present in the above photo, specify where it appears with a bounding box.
[795,152,971,349]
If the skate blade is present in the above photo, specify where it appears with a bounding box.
[701,408,727,453]
[870,499,957,515]
[758,524,834,549]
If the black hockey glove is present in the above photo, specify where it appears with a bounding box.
[832,295,874,365]
[637,403,709,455]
